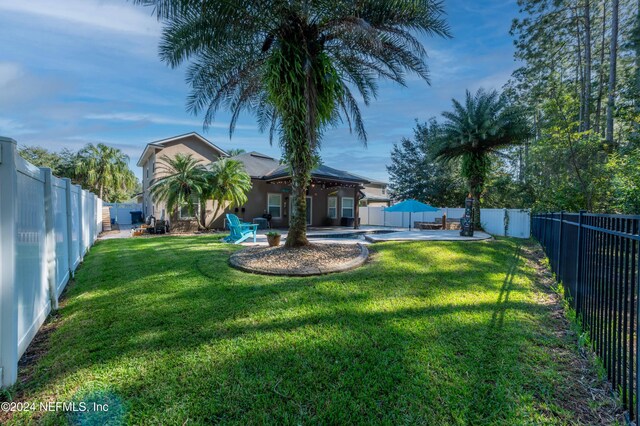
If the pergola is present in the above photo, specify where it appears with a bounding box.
[265,175,366,229]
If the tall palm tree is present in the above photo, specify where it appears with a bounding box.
[74,143,136,201]
[134,0,450,247]
[204,159,253,229]
[432,88,529,228]
[150,153,208,229]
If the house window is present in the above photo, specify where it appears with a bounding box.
[342,197,354,218]
[267,193,282,219]
[381,186,386,195]
[328,196,337,219]
[179,201,200,219]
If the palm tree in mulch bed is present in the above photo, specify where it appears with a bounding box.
[134,0,451,248]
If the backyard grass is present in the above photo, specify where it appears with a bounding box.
[3,237,617,425]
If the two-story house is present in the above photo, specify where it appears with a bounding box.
[137,132,383,230]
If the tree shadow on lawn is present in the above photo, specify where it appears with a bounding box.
[9,238,580,424]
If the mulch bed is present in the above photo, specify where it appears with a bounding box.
[229,243,368,276]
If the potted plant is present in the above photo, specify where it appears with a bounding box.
[266,231,281,247]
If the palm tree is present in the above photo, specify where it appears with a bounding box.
[432,88,529,228]
[150,153,208,229]
[134,0,450,247]
[226,148,246,157]
[74,143,137,201]
[204,159,253,229]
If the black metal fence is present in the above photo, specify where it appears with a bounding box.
[532,212,640,421]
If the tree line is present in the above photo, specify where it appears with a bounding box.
[18,143,139,203]
[389,0,640,215]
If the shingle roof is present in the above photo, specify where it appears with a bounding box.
[362,192,391,201]
[229,151,281,178]
[266,164,370,184]
[232,151,371,184]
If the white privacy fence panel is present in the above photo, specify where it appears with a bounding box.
[104,202,142,225]
[52,176,70,298]
[360,206,530,238]
[15,157,47,358]
[0,137,103,388]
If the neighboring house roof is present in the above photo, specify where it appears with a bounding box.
[354,174,388,186]
[362,192,391,202]
[136,132,228,167]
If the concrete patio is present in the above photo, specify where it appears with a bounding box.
[240,227,492,246]
[364,229,492,242]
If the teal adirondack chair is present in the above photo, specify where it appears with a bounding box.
[224,214,258,244]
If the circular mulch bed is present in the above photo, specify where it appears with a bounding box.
[229,243,369,276]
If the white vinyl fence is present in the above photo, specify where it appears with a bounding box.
[360,206,531,238]
[0,137,103,388]
[104,202,142,225]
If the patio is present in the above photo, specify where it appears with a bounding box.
[241,226,492,246]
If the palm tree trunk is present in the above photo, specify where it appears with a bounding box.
[199,200,207,230]
[286,167,310,248]
[283,42,318,248]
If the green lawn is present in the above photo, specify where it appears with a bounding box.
[4,237,607,424]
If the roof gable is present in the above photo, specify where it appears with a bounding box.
[136,132,228,167]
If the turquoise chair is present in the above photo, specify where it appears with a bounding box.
[224,214,258,244]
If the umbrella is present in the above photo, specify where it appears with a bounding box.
[384,199,440,230]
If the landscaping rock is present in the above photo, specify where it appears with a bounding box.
[229,243,369,276]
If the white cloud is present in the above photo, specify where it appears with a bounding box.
[0,0,160,37]
[0,117,36,136]
[0,62,67,112]
[85,112,258,131]
[85,112,201,127]
[0,62,22,86]
[468,70,513,92]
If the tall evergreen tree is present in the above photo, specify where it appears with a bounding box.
[387,120,466,206]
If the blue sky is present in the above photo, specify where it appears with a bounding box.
[0,0,520,182]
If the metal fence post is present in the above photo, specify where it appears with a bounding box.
[558,211,564,282]
[636,217,640,421]
[0,137,19,387]
[575,210,585,314]
[42,168,58,310]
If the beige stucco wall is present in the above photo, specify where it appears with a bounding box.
[363,182,387,197]
[139,134,366,230]
[225,181,361,228]
[141,135,226,229]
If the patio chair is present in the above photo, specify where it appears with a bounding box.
[224,213,258,244]
[149,219,169,234]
